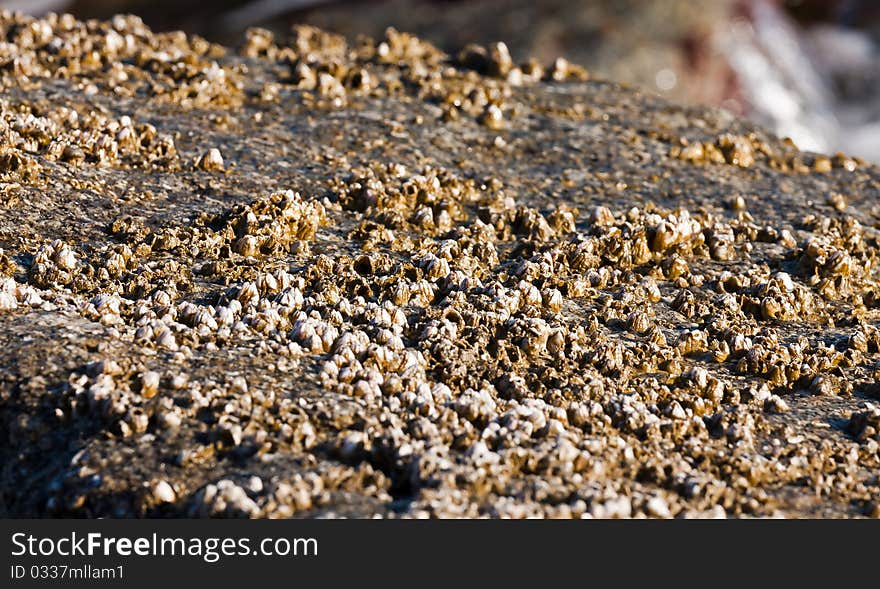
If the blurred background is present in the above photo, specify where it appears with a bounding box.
[2,0,879,161]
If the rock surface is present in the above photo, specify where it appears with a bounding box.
[1,12,880,518]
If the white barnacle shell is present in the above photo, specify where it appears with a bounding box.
[195,308,218,330]
[215,306,236,327]
[542,288,563,313]
[256,272,279,295]
[53,242,78,270]
[0,290,17,311]
[152,290,172,307]
[237,282,259,305]
[197,148,224,172]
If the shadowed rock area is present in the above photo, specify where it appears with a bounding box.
[1,12,880,518]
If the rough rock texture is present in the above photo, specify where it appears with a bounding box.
[1,12,880,518]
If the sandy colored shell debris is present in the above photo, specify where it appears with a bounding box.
[1,11,880,519]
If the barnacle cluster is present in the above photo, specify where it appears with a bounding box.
[0,12,241,108]
[671,132,864,174]
[1,12,880,519]
[239,24,585,127]
[0,99,179,169]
